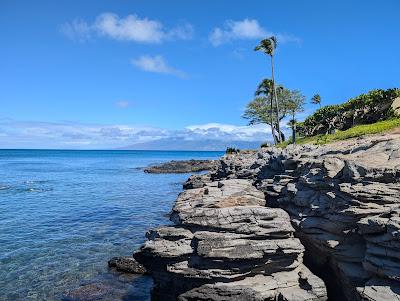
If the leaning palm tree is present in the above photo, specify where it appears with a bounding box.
[311,94,322,108]
[255,36,282,143]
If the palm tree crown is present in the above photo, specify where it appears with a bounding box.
[254,37,277,56]
[311,94,322,107]
[255,79,274,96]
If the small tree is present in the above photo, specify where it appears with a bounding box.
[244,84,304,144]
[243,96,275,142]
[311,94,322,108]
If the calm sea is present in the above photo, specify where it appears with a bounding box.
[0,149,223,301]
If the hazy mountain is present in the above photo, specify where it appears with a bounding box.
[118,138,265,151]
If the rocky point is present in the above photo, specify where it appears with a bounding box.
[122,131,400,300]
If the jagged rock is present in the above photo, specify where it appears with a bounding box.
[134,176,327,300]
[144,159,216,173]
[183,174,212,189]
[203,133,400,300]
[133,131,400,300]
[108,256,146,274]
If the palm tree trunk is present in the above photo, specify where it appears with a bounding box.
[270,55,281,143]
[292,112,296,144]
[269,94,277,144]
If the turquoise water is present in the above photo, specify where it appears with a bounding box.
[0,150,223,301]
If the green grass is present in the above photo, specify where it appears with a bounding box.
[277,118,400,148]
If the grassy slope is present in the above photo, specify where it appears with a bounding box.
[278,118,400,147]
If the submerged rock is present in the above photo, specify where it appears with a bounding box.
[62,283,112,301]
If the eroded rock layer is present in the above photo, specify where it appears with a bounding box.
[196,133,400,301]
[134,179,327,300]
[135,132,400,300]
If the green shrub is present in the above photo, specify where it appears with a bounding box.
[302,88,400,136]
[225,147,240,154]
[287,118,400,146]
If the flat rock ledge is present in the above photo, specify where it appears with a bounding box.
[134,179,327,300]
[144,159,216,174]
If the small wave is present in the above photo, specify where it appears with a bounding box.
[25,187,53,193]
[0,185,10,191]
[24,180,49,184]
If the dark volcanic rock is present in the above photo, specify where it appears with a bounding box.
[62,283,112,301]
[134,178,327,300]
[108,256,146,274]
[144,159,216,174]
[132,131,400,300]
[209,133,400,300]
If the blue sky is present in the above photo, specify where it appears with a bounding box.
[1,0,399,149]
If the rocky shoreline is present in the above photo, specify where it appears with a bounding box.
[65,131,400,300]
[130,131,400,300]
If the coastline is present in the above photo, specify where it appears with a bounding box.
[0,150,223,301]
[128,131,400,300]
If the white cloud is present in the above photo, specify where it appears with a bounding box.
[185,123,269,141]
[209,18,299,46]
[61,13,193,44]
[0,119,269,149]
[115,100,131,108]
[94,13,164,43]
[131,55,187,78]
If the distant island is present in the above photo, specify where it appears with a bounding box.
[118,138,263,151]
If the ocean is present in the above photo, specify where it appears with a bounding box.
[0,149,223,301]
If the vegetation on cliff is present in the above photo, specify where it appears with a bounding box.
[299,88,400,137]
[246,36,400,147]
[276,117,400,147]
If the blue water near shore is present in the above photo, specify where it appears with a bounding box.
[0,149,223,301]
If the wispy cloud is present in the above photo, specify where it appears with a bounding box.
[0,119,269,149]
[115,100,131,108]
[61,13,193,44]
[131,55,187,78]
[61,19,92,42]
[209,18,300,46]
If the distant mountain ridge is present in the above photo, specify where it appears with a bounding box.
[118,138,264,151]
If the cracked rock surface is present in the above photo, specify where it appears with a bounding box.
[134,179,327,300]
[135,131,400,300]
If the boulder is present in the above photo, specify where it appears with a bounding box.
[108,256,146,274]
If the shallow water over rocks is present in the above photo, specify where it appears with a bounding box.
[0,149,222,300]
